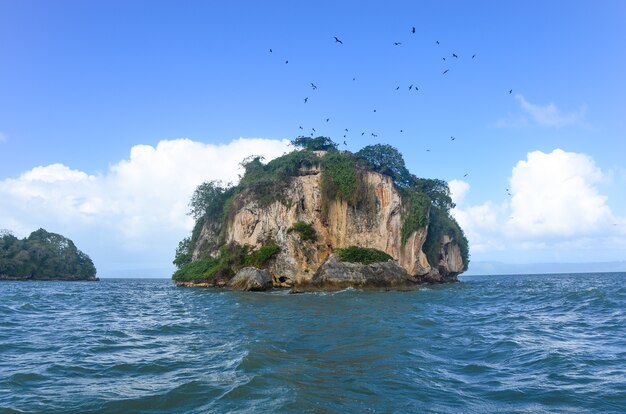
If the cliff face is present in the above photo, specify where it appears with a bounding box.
[192,164,464,286]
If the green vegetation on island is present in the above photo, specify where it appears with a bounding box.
[288,222,317,242]
[173,137,469,282]
[173,241,279,282]
[0,228,97,281]
[333,246,393,265]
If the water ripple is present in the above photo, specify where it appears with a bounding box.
[1,274,625,413]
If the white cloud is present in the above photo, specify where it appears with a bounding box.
[448,179,470,206]
[507,149,611,236]
[451,149,625,258]
[0,137,292,276]
[515,95,585,127]
[494,95,585,128]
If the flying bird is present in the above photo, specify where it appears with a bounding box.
[304,97,308,103]
[361,132,365,136]
[409,84,413,90]
[452,53,458,58]
[400,129,403,133]
[450,136,456,141]
[436,40,440,45]
[396,86,400,90]
[334,36,343,44]
[394,42,402,46]
[442,57,446,61]
[285,60,288,64]
[312,128,316,132]
[463,173,468,177]
[509,89,513,94]
[426,149,430,152]
[299,126,303,130]
[373,109,377,112]
[443,69,449,74]
[352,77,356,81]
[412,27,416,34]
[326,118,330,122]
[269,48,273,53]
[311,83,317,90]
[344,128,349,132]
[472,54,476,59]
[343,140,347,145]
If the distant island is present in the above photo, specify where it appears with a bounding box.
[0,228,98,281]
[172,137,469,291]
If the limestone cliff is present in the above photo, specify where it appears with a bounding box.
[179,143,468,288]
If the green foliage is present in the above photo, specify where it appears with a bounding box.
[320,151,359,205]
[413,178,455,213]
[288,222,317,242]
[333,246,393,265]
[172,242,280,281]
[174,150,319,274]
[173,237,192,269]
[189,180,234,221]
[171,257,221,281]
[291,136,338,151]
[249,243,281,267]
[356,144,413,188]
[400,190,431,244]
[0,228,96,279]
[422,207,469,271]
[238,150,321,206]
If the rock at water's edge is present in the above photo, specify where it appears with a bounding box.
[292,254,420,292]
[228,267,273,291]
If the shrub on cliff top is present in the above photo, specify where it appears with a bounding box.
[238,150,321,206]
[412,178,455,213]
[291,136,338,151]
[333,246,393,265]
[356,144,413,188]
[188,180,234,221]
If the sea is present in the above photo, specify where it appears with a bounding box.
[1,273,625,413]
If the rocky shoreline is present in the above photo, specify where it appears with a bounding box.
[174,254,458,292]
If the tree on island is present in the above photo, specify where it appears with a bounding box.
[291,136,338,151]
[0,228,97,280]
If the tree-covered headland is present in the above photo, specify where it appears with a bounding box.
[0,228,97,281]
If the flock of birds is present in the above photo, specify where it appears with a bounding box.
[268,26,515,196]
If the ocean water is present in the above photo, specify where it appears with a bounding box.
[1,273,625,413]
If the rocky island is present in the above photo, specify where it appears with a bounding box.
[0,228,98,281]
[173,137,468,291]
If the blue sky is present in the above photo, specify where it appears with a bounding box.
[1,1,625,276]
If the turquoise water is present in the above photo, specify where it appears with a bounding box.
[1,273,625,413]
